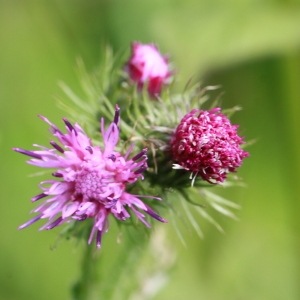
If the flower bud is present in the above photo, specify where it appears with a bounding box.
[126,42,171,97]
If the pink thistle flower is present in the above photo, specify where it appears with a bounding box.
[126,42,172,97]
[13,105,166,248]
[170,108,249,184]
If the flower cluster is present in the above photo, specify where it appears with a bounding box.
[14,105,166,248]
[14,42,249,248]
[170,108,249,184]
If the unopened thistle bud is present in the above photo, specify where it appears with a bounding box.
[126,42,172,97]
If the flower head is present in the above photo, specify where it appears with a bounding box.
[126,42,172,97]
[13,105,166,248]
[170,108,249,184]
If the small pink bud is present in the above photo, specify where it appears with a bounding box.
[126,42,172,97]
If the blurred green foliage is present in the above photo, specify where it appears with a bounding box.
[1,0,300,299]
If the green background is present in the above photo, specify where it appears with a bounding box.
[1,0,300,299]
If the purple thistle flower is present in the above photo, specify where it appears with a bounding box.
[13,105,166,248]
[170,108,249,184]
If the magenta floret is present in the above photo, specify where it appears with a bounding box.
[170,108,249,184]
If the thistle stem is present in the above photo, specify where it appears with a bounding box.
[72,244,100,300]
[100,229,150,299]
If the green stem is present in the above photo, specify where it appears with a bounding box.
[100,229,150,300]
[71,228,150,300]
[72,244,100,300]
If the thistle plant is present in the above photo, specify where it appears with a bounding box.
[13,43,249,299]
